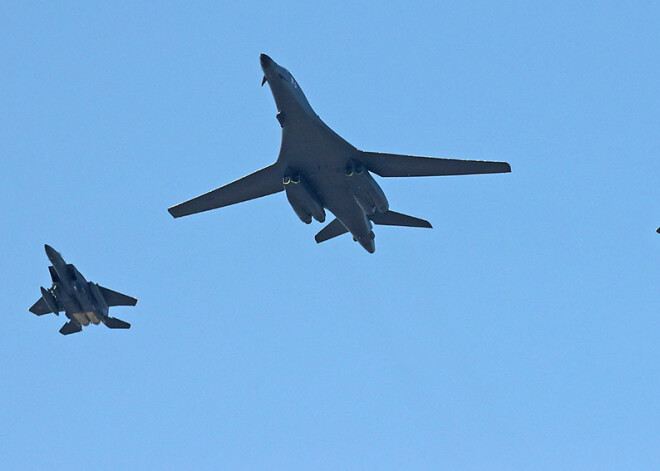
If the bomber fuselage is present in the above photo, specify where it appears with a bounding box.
[260,54,382,252]
[168,54,511,253]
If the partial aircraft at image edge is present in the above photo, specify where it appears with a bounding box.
[29,245,137,335]
[168,54,511,253]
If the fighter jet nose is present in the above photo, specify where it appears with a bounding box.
[260,54,273,68]
[44,244,60,259]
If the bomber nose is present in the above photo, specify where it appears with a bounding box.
[260,53,273,68]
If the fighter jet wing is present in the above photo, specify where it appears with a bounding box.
[359,151,511,177]
[98,286,138,307]
[168,163,284,218]
[29,297,53,316]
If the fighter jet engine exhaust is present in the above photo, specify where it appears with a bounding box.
[283,170,326,224]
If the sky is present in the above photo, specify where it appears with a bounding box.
[1,1,659,469]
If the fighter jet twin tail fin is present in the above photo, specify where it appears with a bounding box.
[315,211,432,244]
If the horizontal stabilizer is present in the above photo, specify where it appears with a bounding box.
[315,211,431,244]
[315,218,349,243]
[168,163,284,218]
[359,151,511,177]
[370,210,432,228]
[29,297,53,316]
[103,317,131,329]
[98,286,138,307]
[60,321,82,335]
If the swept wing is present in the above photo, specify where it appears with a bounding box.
[359,151,511,177]
[168,163,283,218]
[98,286,138,307]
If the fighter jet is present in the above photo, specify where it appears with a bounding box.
[168,54,511,253]
[29,245,137,335]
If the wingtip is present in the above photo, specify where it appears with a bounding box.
[167,206,182,218]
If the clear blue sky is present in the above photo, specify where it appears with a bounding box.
[1,1,658,469]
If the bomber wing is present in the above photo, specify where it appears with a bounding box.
[359,151,511,177]
[168,163,284,218]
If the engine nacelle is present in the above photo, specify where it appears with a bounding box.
[346,160,389,215]
[40,286,60,315]
[283,170,326,224]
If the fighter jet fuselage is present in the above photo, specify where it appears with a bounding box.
[30,245,137,335]
[168,54,511,253]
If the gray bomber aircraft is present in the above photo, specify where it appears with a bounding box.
[29,245,137,335]
[168,54,511,253]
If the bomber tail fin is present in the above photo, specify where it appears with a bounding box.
[103,317,131,329]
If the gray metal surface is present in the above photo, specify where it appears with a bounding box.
[29,245,137,335]
[168,54,511,253]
